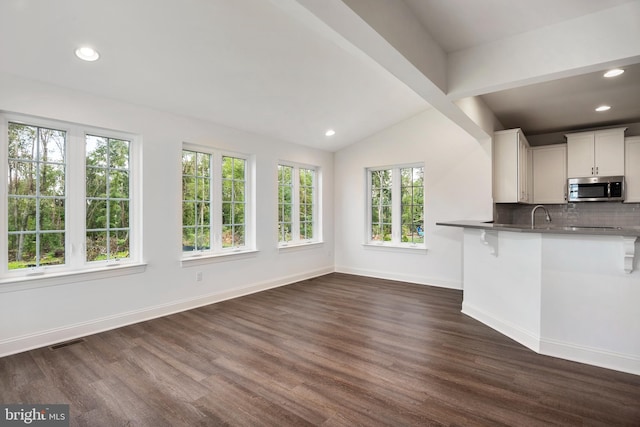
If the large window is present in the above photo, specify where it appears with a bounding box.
[368,164,424,246]
[182,146,252,255]
[3,115,139,278]
[278,163,318,245]
[85,136,131,262]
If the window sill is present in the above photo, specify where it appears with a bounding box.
[0,262,147,293]
[362,243,428,253]
[278,241,324,252]
[181,249,259,267]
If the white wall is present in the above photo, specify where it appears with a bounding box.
[334,109,493,289]
[0,72,334,356]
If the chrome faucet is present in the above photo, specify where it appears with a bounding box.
[531,205,551,228]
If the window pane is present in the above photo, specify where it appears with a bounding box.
[222,180,232,202]
[8,233,37,269]
[8,198,36,232]
[182,151,196,175]
[39,198,65,231]
[86,199,107,229]
[8,161,36,196]
[234,203,245,224]
[196,227,210,250]
[40,232,65,266]
[86,231,107,261]
[182,201,196,227]
[222,202,231,224]
[38,128,65,163]
[86,167,107,198]
[196,152,210,176]
[8,123,36,160]
[233,181,245,202]
[183,176,196,200]
[39,164,65,196]
[109,170,129,198]
[222,225,233,248]
[233,225,245,246]
[182,228,196,251]
[111,230,130,259]
[109,200,129,229]
[86,135,108,167]
[109,139,129,169]
[197,201,210,225]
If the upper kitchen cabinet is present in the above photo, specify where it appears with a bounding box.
[566,127,626,178]
[494,128,532,203]
[532,144,567,204]
[625,136,640,203]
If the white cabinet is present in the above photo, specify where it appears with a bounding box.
[566,128,626,177]
[532,144,567,204]
[494,128,531,203]
[624,136,640,203]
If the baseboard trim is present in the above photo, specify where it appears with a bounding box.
[540,338,640,376]
[461,302,541,352]
[462,302,640,376]
[334,265,461,290]
[0,267,334,358]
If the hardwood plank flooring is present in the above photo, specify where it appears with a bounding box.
[1,273,639,426]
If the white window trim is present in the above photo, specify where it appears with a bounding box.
[1,113,143,286]
[181,143,256,263]
[277,161,321,248]
[365,163,425,250]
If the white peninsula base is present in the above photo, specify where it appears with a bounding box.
[462,228,640,376]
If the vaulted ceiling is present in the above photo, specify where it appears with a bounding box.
[1,0,638,150]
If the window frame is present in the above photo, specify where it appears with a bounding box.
[1,113,143,284]
[365,163,425,249]
[277,161,320,248]
[181,143,255,262]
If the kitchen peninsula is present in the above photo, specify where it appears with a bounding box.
[437,220,640,375]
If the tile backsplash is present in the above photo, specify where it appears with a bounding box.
[494,202,640,227]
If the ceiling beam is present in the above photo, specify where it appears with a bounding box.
[447,1,640,99]
[288,0,491,141]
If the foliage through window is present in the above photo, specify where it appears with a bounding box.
[4,117,138,276]
[86,136,131,262]
[278,163,317,245]
[7,123,66,269]
[368,165,424,246]
[182,147,251,255]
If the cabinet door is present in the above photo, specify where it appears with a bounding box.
[567,133,594,177]
[494,130,519,203]
[518,137,529,202]
[533,145,567,204]
[625,136,640,202]
[595,129,625,176]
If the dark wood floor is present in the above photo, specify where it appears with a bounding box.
[2,273,639,426]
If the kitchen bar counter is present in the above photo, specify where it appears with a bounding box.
[437,220,640,237]
[437,220,640,376]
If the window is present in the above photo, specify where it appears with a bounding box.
[182,145,253,256]
[368,164,424,246]
[2,115,139,278]
[86,135,131,262]
[278,163,318,245]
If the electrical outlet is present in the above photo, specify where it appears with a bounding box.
[196,271,203,282]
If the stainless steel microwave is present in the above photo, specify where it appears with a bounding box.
[567,176,624,202]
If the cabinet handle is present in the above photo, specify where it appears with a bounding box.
[591,167,594,175]
[596,166,599,175]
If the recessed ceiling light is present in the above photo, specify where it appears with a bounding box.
[595,105,611,112]
[325,129,336,137]
[75,46,100,62]
[603,69,624,78]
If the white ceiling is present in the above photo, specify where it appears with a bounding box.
[0,0,638,151]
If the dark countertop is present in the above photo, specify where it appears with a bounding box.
[436,220,640,237]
